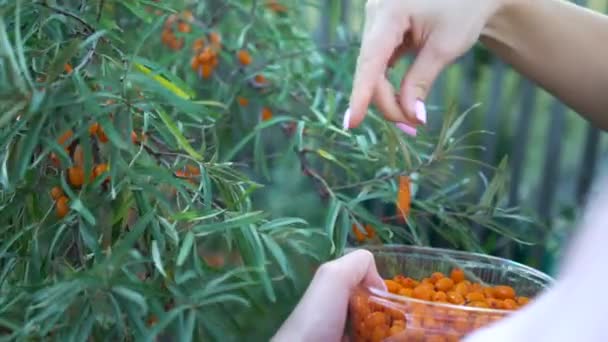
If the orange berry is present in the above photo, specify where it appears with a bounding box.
[450,268,465,283]
[396,276,418,288]
[94,163,108,179]
[364,312,388,329]
[466,292,485,303]
[432,291,448,302]
[68,167,85,188]
[50,186,64,200]
[493,285,516,300]
[254,74,267,85]
[191,56,201,71]
[96,126,108,143]
[50,153,60,168]
[413,284,434,301]
[131,131,138,144]
[430,272,444,282]
[266,0,287,13]
[261,107,273,121]
[64,63,73,74]
[483,287,495,299]
[237,96,249,106]
[56,196,69,218]
[468,301,490,308]
[175,170,188,178]
[146,315,158,327]
[486,298,504,309]
[186,165,200,175]
[201,64,213,79]
[426,335,447,342]
[89,123,99,136]
[209,32,221,49]
[517,296,530,306]
[503,298,518,310]
[58,129,74,146]
[398,287,413,297]
[435,277,454,292]
[192,38,205,51]
[181,10,194,22]
[370,325,388,342]
[177,22,191,33]
[388,324,405,337]
[352,224,367,242]
[384,280,401,294]
[237,50,253,66]
[454,282,469,296]
[446,291,465,305]
[364,224,376,239]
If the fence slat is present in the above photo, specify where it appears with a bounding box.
[508,79,537,207]
[577,125,601,203]
[538,102,566,220]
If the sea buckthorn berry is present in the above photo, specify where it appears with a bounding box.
[58,129,74,146]
[201,64,213,79]
[398,287,413,297]
[193,38,205,51]
[430,272,444,283]
[64,63,73,74]
[50,186,63,200]
[517,296,530,306]
[397,276,418,288]
[364,312,388,330]
[469,283,483,292]
[96,126,108,143]
[267,0,288,13]
[237,50,253,66]
[392,319,406,327]
[370,324,388,342]
[432,291,448,302]
[468,301,489,308]
[191,56,201,71]
[89,123,99,135]
[435,277,454,292]
[56,196,69,218]
[94,164,109,180]
[483,287,495,299]
[486,298,504,309]
[454,282,469,296]
[466,292,485,303]
[503,298,518,310]
[450,268,465,283]
[388,323,405,337]
[186,165,200,176]
[352,224,366,242]
[493,285,516,300]
[364,224,376,239]
[237,96,249,106]
[131,131,138,144]
[413,284,435,301]
[446,291,465,305]
[68,167,85,188]
[261,107,273,121]
[385,280,401,294]
[426,335,447,342]
[177,22,191,33]
[209,32,222,51]
[254,74,267,85]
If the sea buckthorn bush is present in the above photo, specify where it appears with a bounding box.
[0,0,538,340]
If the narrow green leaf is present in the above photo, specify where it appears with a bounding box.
[157,108,203,160]
[324,197,341,254]
[151,240,166,277]
[177,232,194,267]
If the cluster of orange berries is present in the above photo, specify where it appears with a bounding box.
[175,164,201,185]
[49,126,111,218]
[350,268,531,342]
[161,11,194,51]
[352,223,377,243]
[190,32,222,79]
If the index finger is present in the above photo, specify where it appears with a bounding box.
[348,17,409,128]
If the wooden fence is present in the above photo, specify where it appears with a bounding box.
[311,0,608,267]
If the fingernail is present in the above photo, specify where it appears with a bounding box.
[396,123,417,137]
[342,108,351,130]
[415,100,427,124]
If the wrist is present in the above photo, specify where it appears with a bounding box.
[480,0,522,43]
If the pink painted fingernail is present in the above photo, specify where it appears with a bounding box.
[342,108,351,130]
[396,123,417,136]
[415,100,427,124]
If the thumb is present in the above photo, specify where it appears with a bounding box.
[399,44,447,125]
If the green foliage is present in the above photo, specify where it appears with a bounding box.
[0,0,539,340]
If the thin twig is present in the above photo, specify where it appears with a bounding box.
[36,2,94,32]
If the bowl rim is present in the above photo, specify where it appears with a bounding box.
[346,244,554,314]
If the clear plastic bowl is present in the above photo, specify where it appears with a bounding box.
[347,245,554,342]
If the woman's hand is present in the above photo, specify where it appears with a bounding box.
[345,0,503,133]
[271,249,386,342]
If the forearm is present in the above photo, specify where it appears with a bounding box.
[481,0,608,130]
